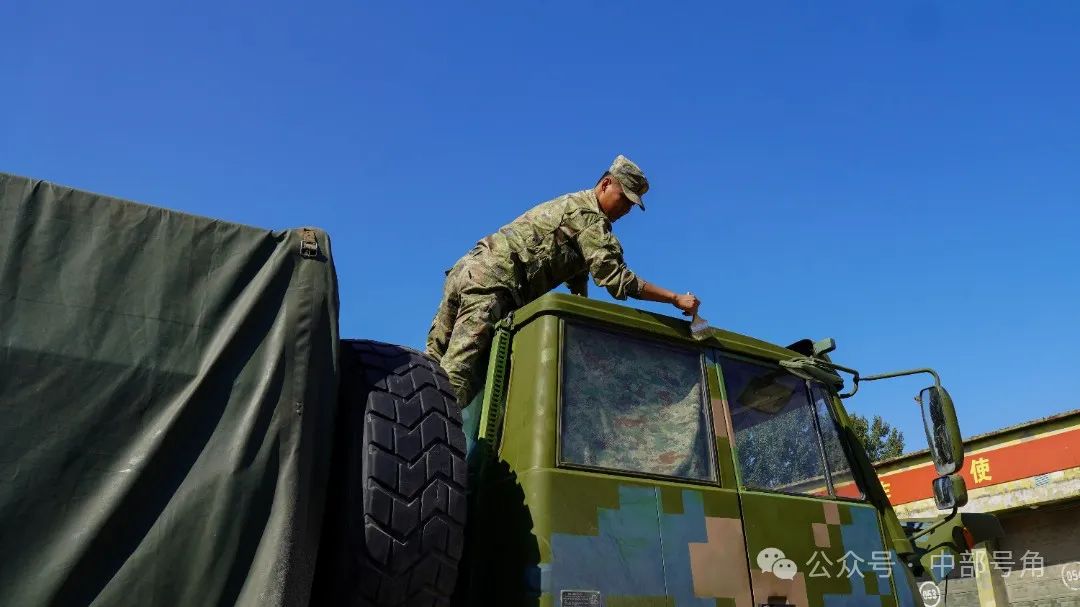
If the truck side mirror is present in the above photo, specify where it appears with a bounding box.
[932,474,968,510]
[918,386,964,475]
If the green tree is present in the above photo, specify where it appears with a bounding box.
[849,413,905,462]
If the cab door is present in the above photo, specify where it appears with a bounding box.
[715,354,919,607]
[511,321,758,606]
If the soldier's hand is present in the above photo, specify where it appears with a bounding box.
[673,293,700,317]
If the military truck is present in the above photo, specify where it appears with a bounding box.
[314,293,999,606]
[0,173,993,607]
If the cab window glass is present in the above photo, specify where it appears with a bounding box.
[560,323,715,482]
[722,356,831,495]
[811,383,864,499]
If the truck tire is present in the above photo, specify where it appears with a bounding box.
[316,340,468,607]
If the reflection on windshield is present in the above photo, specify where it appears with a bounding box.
[560,323,715,481]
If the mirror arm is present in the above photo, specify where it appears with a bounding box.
[779,360,943,400]
[854,367,942,401]
[908,506,958,542]
[839,367,860,399]
[861,368,942,387]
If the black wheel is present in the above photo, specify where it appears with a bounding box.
[314,340,467,607]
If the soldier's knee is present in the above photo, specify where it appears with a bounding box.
[447,372,475,408]
[442,353,487,403]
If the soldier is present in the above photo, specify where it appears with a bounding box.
[426,154,701,406]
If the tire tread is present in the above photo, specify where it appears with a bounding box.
[319,339,467,607]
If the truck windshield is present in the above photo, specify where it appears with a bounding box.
[721,356,862,498]
[559,323,716,482]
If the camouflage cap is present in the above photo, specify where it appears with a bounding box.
[609,154,649,210]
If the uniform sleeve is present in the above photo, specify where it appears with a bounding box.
[575,219,645,300]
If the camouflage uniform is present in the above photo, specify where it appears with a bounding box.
[427,156,649,406]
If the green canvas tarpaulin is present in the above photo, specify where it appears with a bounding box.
[0,173,340,606]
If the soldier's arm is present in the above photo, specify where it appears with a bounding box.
[576,219,700,315]
[575,220,644,301]
[637,282,700,317]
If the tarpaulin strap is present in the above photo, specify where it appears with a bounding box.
[300,228,319,259]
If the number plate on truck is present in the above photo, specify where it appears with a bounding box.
[560,589,602,606]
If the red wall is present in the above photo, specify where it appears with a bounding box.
[872,427,1080,505]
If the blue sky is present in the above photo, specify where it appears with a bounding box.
[3,1,1078,452]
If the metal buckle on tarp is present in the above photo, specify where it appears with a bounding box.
[300,228,319,259]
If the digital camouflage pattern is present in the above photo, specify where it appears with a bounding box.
[561,323,713,481]
[521,481,918,607]
[425,257,516,405]
[470,188,644,305]
[426,189,643,405]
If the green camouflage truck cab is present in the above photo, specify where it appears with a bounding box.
[457,293,955,607]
